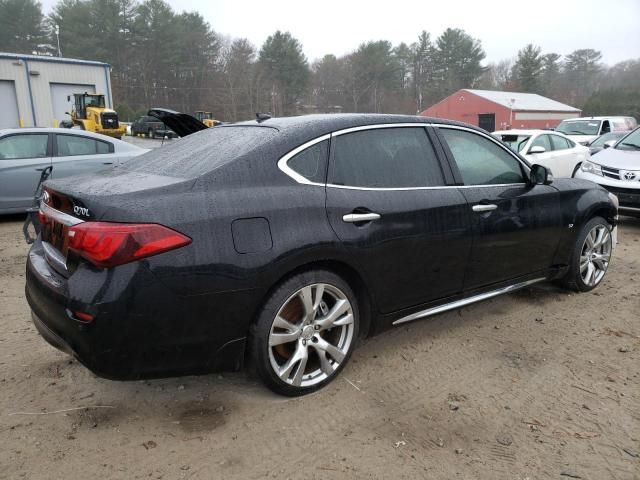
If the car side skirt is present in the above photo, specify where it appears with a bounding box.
[392,277,546,326]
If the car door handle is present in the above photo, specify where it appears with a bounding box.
[102,162,113,165]
[342,212,381,223]
[472,204,498,213]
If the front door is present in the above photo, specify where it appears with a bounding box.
[436,126,562,290]
[0,133,52,211]
[325,126,473,313]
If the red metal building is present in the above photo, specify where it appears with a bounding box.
[420,89,581,132]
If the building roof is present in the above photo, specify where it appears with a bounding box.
[465,89,580,112]
[0,52,109,68]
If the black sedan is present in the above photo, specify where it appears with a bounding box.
[26,114,618,396]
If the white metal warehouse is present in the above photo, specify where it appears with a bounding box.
[0,53,113,129]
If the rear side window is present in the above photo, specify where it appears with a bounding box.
[0,134,49,160]
[330,127,444,188]
[531,134,552,152]
[287,140,328,183]
[122,126,277,178]
[550,135,570,151]
[440,128,525,186]
[56,135,111,156]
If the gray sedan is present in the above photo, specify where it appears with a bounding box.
[0,128,147,214]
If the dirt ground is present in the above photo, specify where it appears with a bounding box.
[1,214,638,480]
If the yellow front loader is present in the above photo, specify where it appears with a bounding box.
[67,93,126,139]
[194,111,222,128]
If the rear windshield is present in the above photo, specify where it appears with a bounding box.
[121,126,277,178]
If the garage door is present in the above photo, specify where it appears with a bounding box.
[50,83,95,127]
[0,80,20,129]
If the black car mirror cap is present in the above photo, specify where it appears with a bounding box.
[529,164,553,186]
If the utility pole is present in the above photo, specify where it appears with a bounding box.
[55,25,62,57]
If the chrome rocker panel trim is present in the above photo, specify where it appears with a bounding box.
[392,277,546,326]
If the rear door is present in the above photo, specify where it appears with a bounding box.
[435,126,562,291]
[325,125,473,314]
[51,133,117,179]
[0,133,52,211]
[549,134,581,177]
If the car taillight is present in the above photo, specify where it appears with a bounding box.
[68,222,191,268]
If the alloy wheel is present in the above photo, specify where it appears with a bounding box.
[580,224,612,287]
[268,283,355,388]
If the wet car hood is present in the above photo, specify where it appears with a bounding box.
[591,147,640,169]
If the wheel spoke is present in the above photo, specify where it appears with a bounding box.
[278,342,307,381]
[273,315,297,331]
[314,347,335,376]
[312,284,325,311]
[594,227,606,248]
[291,349,309,386]
[585,262,595,286]
[298,286,315,321]
[314,336,346,363]
[592,256,608,271]
[315,299,350,330]
[580,255,589,273]
[334,313,354,327]
[269,330,300,347]
[585,231,595,249]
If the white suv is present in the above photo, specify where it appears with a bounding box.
[556,116,637,145]
[575,127,640,217]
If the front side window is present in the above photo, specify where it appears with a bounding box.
[440,128,525,186]
[57,135,110,156]
[287,139,328,183]
[330,127,444,188]
[0,134,49,160]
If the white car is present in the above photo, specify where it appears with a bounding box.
[0,128,148,214]
[555,116,637,145]
[493,129,590,178]
[575,127,640,217]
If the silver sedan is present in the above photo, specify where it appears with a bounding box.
[0,128,147,214]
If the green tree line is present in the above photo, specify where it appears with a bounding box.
[1,0,638,121]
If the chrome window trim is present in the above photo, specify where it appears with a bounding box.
[392,277,546,326]
[277,122,531,191]
[277,133,330,186]
[435,124,532,174]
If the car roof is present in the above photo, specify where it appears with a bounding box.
[561,116,631,121]
[493,129,553,135]
[0,127,143,150]
[222,113,481,139]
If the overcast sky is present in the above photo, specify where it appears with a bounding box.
[41,0,640,65]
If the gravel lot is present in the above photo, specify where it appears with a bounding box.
[1,215,639,479]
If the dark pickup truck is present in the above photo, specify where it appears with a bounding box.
[130,115,177,139]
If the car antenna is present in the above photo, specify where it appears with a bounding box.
[256,112,272,123]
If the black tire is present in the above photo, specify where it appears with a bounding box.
[249,270,359,396]
[559,216,613,292]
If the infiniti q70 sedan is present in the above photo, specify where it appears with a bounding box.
[26,114,618,396]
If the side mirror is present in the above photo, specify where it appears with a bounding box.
[603,140,616,149]
[530,164,553,185]
[529,145,546,154]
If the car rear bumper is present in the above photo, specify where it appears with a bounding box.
[26,238,254,380]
